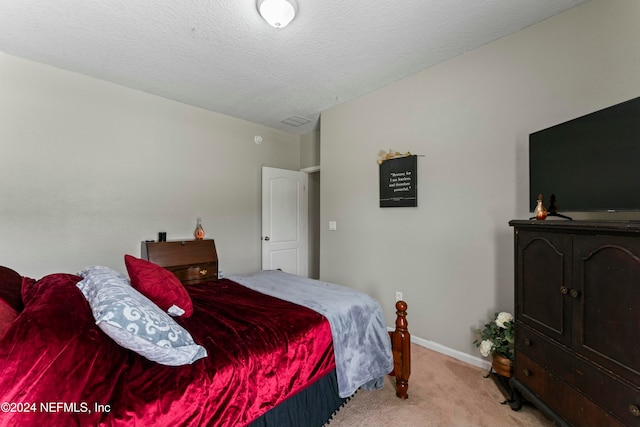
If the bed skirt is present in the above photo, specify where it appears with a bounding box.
[249,369,349,427]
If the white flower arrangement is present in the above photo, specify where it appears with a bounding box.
[474,311,515,360]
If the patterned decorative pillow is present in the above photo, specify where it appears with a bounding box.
[124,255,193,317]
[77,266,206,366]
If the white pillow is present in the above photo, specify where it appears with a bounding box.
[77,266,207,366]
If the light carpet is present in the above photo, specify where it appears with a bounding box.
[325,344,552,427]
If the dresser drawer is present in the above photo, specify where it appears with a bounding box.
[516,321,563,367]
[141,240,219,284]
[517,323,640,425]
[515,352,625,427]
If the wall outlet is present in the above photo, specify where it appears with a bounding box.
[395,291,403,302]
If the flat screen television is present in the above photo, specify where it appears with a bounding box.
[529,96,640,213]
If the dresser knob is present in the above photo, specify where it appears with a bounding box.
[523,369,531,377]
[570,289,580,298]
[560,286,568,295]
[524,338,531,346]
[630,405,640,417]
[200,269,208,276]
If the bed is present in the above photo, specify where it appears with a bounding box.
[0,239,410,427]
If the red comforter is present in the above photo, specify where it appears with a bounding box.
[0,274,335,427]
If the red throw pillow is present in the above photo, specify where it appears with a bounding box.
[124,255,193,317]
[0,266,24,312]
[0,299,18,339]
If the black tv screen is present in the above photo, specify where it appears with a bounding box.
[529,96,640,213]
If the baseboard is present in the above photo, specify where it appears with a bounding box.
[388,328,491,371]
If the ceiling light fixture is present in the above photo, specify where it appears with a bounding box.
[257,0,296,29]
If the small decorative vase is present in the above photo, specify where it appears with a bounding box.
[534,194,547,220]
[492,352,514,378]
[194,217,205,240]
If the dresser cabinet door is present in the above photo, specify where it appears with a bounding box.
[573,234,640,386]
[516,230,573,347]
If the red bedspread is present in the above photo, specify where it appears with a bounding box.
[0,275,335,427]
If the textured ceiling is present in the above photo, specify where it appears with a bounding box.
[0,0,589,134]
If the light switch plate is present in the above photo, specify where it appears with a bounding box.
[329,221,337,231]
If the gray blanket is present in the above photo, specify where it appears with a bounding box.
[227,270,393,398]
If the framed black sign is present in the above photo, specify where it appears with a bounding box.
[379,155,417,207]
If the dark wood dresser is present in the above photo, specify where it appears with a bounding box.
[509,220,640,426]
[141,239,218,284]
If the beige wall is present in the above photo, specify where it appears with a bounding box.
[0,53,301,278]
[300,130,320,170]
[320,0,640,365]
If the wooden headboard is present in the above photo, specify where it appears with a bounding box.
[141,239,218,285]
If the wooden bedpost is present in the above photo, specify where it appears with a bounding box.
[389,300,410,399]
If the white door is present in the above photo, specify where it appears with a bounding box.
[262,166,308,276]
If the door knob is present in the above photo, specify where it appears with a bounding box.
[264,236,270,241]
